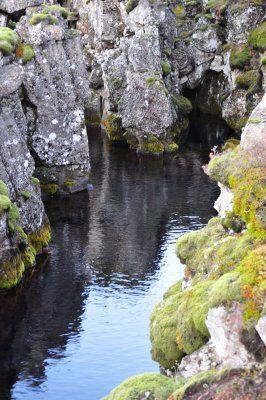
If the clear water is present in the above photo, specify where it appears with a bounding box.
[0,131,219,400]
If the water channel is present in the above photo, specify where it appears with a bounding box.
[0,129,219,400]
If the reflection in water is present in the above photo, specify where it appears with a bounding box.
[0,130,219,400]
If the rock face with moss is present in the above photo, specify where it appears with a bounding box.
[0,1,93,288]
[103,89,266,399]
[63,0,266,152]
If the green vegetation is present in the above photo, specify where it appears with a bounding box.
[102,114,125,143]
[0,180,9,197]
[63,179,75,188]
[230,44,251,70]
[21,190,31,200]
[29,12,59,26]
[0,27,19,56]
[173,5,185,19]
[40,183,59,196]
[168,143,179,153]
[161,61,171,76]
[0,195,11,217]
[125,0,136,13]
[28,221,51,252]
[222,138,240,151]
[248,22,266,51]
[170,369,227,400]
[16,43,35,64]
[138,137,164,155]
[102,373,178,400]
[31,176,40,185]
[207,0,227,12]
[235,70,259,94]
[173,95,192,116]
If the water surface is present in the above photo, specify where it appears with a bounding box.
[0,131,219,400]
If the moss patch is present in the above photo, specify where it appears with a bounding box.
[16,43,35,64]
[0,180,9,197]
[0,195,11,217]
[102,114,125,143]
[0,27,19,56]
[102,373,178,400]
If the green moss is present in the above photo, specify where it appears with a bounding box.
[16,44,35,64]
[168,143,179,153]
[173,96,192,116]
[222,138,240,151]
[222,212,245,233]
[230,44,251,70]
[163,48,172,57]
[102,114,125,143]
[0,27,19,56]
[138,138,164,155]
[0,195,11,216]
[21,190,31,200]
[235,70,259,94]
[227,115,249,134]
[63,179,75,188]
[161,60,171,76]
[0,180,9,197]
[208,150,237,186]
[29,12,59,26]
[46,5,69,18]
[125,0,137,13]
[170,369,227,400]
[173,5,185,19]
[102,373,178,400]
[0,256,25,289]
[207,0,227,11]
[40,183,59,196]
[150,286,184,368]
[31,176,40,185]
[248,22,266,51]
[146,76,158,86]
[261,56,266,65]
[28,221,51,252]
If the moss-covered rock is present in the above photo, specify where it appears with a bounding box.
[16,43,35,64]
[0,195,11,216]
[102,114,126,143]
[102,373,178,400]
[0,27,19,56]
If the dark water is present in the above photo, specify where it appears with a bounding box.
[0,131,219,400]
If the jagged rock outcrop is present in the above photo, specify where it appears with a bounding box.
[63,0,266,152]
[0,1,92,288]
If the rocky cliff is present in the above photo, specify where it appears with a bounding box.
[0,0,265,397]
[65,0,265,151]
[0,0,92,288]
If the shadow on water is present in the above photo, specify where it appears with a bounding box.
[0,128,219,400]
